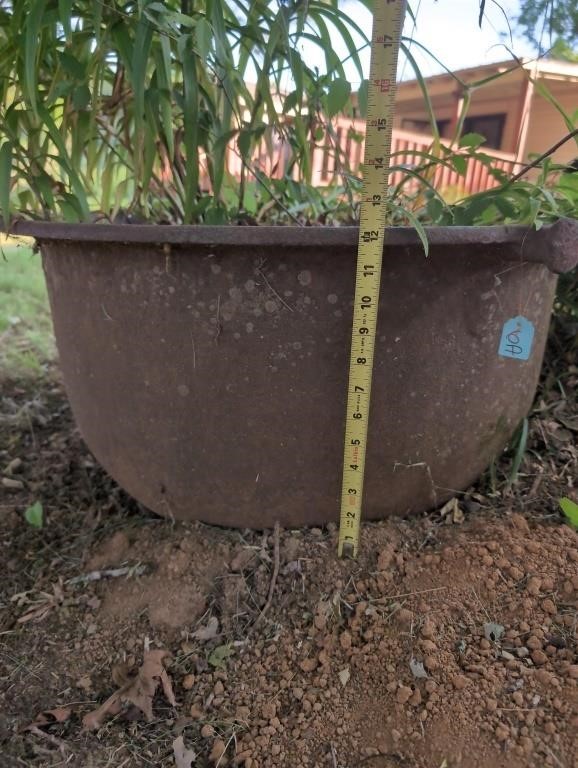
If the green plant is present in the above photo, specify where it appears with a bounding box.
[24,501,44,528]
[0,0,369,225]
[560,497,578,528]
[1,0,577,233]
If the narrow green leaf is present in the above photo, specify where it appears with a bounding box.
[0,141,13,227]
[58,0,72,41]
[507,418,528,487]
[393,204,429,256]
[132,18,154,168]
[157,36,175,160]
[37,105,90,219]
[195,18,212,61]
[24,501,43,529]
[24,0,46,116]
[179,34,199,222]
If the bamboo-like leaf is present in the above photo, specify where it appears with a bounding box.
[0,141,14,227]
[24,0,46,116]
[58,0,72,42]
[400,43,440,146]
[179,33,199,222]
[132,18,153,169]
[37,105,90,219]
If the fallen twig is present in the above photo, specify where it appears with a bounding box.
[25,725,67,753]
[67,565,147,585]
[248,522,280,635]
[330,742,339,768]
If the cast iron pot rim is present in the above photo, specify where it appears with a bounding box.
[10,218,578,274]
[6,220,565,247]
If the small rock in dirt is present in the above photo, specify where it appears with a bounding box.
[531,649,548,665]
[566,665,578,679]
[452,675,469,690]
[421,620,435,639]
[292,687,304,700]
[339,631,352,650]
[299,658,317,673]
[511,513,529,532]
[2,477,24,490]
[534,669,554,686]
[189,705,203,719]
[495,725,509,742]
[214,680,225,696]
[541,598,557,615]
[230,548,256,572]
[5,458,22,474]
[526,577,542,596]
[76,676,92,692]
[201,724,215,738]
[182,674,196,690]
[526,635,542,650]
[377,545,395,571]
[209,738,226,763]
[395,608,413,627]
[395,685,413,705]
[519,736,533,754]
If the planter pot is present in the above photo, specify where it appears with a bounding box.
[15,219,578,528]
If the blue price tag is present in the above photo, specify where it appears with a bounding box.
[498,316,534,361]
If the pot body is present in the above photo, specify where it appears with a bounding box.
[32,223,576,527]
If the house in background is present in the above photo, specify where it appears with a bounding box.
[313,58,578,195]
[224,58,578,196]
[394,58,578,163]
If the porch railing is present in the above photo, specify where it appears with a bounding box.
[216,117,519,196]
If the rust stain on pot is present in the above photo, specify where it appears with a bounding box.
[27,220,578,528]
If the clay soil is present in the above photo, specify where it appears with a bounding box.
[1,321,577,768]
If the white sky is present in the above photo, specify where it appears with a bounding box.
[302,0,539,87]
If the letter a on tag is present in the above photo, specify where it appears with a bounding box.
[498,316,534,361]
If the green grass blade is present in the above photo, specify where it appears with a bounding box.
[507,417,528,488]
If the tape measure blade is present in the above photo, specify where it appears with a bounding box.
[338,0,406,559]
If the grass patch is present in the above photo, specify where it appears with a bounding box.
[0,241,55,377]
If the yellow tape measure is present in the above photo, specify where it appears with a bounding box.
[338,0,406,558]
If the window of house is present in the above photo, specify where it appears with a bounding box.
[462,114,506,150]
[401,118,451,137]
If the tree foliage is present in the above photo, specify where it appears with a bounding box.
[516,0,578,50]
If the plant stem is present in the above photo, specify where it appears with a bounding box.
[509,127,578,183]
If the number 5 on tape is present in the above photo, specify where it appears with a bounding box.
[498,316,534,361]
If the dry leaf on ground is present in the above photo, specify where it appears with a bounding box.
[192,615,219,641]
[21,707,71,732]
[172,735,197,768]
[82,650,176,730]
[15,581,66,623]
